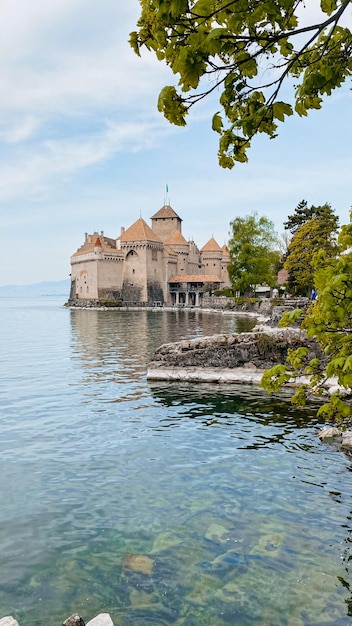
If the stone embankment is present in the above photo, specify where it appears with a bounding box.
[64,296,310,323]
[145,297,317,386]
[147,326,322,385]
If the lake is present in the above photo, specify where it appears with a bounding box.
[0,298,351,626]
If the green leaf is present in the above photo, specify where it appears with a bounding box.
[212,112,223,133]
[157,86,188,125]
[192,0,212,17]
[272,101,293,122]
[320,0,338,16]
[170,0,189,18]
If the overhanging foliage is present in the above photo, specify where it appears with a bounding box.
[130,0,352,167]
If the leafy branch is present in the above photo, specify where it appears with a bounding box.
[131,0,352,166]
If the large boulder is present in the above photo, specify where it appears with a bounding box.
[149,328,322,372]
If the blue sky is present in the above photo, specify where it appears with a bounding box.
[0,0,351,286]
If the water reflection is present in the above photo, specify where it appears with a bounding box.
[69,309,257,393]
[149,381,321,428]
[69,308,256,362]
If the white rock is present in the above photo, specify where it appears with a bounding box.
[86,614,114,626]
[342,431,352,448]
[318,426,341,440]
[0,618,20,626]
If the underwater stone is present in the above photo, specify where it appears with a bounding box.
[205,522,230,543]
[151,531,183,553]
[122,553,154,576]
[62,615,85,626]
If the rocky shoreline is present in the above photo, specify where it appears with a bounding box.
[147,323,352,449]
[147,325,323,384]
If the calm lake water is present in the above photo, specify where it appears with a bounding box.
[0,298,351,626]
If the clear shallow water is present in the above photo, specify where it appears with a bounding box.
[0,298,351,626]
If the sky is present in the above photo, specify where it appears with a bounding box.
[0,0,351,286]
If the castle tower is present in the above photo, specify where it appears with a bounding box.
[200,237,223,278]
[150,205,182,242]
[164,230,189,275]
[119,217,165,303]
[221,244,231,287]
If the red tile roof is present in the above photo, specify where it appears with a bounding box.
[201,237,221,252]
[165,230,188,245]
[151,205,182,220]
[119,218,162,243]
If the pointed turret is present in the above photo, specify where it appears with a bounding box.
[201,237,221,252]
[119,217,162,244]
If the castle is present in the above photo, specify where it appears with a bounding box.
[69,204,231,306]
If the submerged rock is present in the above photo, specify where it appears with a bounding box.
[122,553,154,576]
[62,615,85,626]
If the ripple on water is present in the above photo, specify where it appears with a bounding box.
[0,300,351,626]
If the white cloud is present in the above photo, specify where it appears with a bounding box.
[0,117,176,199]
[0,116,41,144]
[0,0,167,118]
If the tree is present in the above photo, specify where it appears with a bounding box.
[228,213,280,295]
[284,209,339,295]
[284,200,339,234]
[130,1,352,168]
[261,212,352,425]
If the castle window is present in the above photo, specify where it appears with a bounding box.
[132,269,135,274]
[152,249,157,261]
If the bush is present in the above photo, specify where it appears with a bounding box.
[234,297,258,306]
[99,299,123,307]
[214,288,235,297]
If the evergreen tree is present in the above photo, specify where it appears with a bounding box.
[284,201,338,234]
